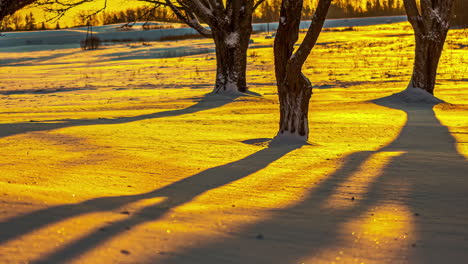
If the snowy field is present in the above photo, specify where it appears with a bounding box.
[0,18,468,264]
[0,16,408,50]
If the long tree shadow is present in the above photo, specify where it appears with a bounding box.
[0,92,245,139]
[97,46,215,62]
[0,140,302,263]
[372,95,468,263]
[0,50,83,67]
[153,93,468,263]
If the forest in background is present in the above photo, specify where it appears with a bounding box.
[0,0,466,31]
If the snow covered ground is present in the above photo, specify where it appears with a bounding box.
[0,20,467,264]
[0,16,407,50]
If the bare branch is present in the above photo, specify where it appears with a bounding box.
[32,0,107,22]
[291,0,332,68]
[420,0,432,21]
[165,0,212,37]
[206,0,223,18]
[403,0,423,32]
[139,0,169,6]
[121,4,160,28]
[1,0,37,21]
[214,0,225,12]
[253,0,266,11]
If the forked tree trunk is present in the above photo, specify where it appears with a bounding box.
[274,0,331,142]
[274,1,307,141]
[404,0,455,95]
[212,27,252,94]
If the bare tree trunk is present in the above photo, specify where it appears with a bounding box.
[404,0,455,95]
[159,0,261,94]
[274,0,332,142]
[274,1,311,139]
[276,73,313,139]
[212,27,251,94]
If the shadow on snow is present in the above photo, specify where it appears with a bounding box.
[149,94,468,263]
[0,140,303,263]
[0,92,242,139]
[1,92,467,263]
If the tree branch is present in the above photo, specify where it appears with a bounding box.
[291,0,332,68]
[403,0,423,33]
[165,0,212,37]
[33,0,107,22]
[253,0,266,11]
[1,0,37,21]
[190,0,215,20]
[420,0,432,22]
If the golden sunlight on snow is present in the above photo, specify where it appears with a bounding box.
[302,204,414,264]
[322,150,407,210]
[0,22,467,263]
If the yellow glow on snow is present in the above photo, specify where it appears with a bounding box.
[0,22,466,263]
[302,204,415,264]
[323,151,406,210]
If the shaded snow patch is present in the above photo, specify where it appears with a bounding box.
[241,138,272,147]
[377,87,445,105]
[273,131,309,145]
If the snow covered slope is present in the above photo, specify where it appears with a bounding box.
[0,16,407,51]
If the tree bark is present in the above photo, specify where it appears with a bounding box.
[274,0,309,140]
[409,32,447,94]
[404,0,455,95]
[276,73,313,139]
[212,27,251,93]
[274,0,331,142]
[158,0,259,94]
[0,0,36,21]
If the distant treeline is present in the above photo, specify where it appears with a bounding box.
[88,1,406,27]
[0,12,56,31]
[94,7,179,26]
[97,1,406,25]
[1,0,466,32]
[0,7,180,31]
[254,0,405,22]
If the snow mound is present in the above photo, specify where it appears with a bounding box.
[272,131,310,146]
[378,87,445,105]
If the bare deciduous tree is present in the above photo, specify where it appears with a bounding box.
[2,0,265,94]
[403,0,456,95]
[274,0,332,142]
[140,0,266,94]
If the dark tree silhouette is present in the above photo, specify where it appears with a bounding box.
[452,0,468,28]
[1,0,108,24]
[273,0,332,142]
[24,11,36,30]
[0,0,36,21]
[403,0,456,95]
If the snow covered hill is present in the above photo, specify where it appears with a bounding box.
[0,16,407,51]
